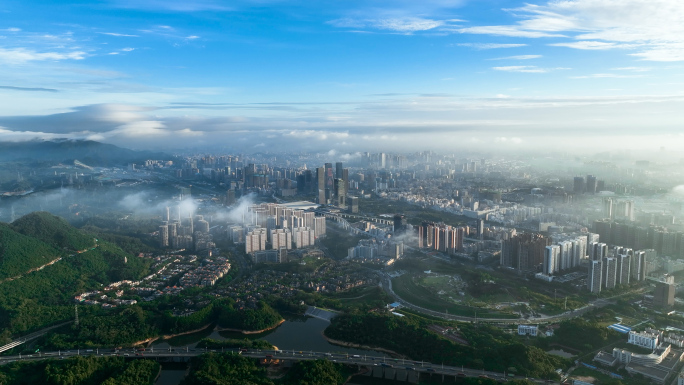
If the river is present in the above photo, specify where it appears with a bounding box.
[153,316,386,385]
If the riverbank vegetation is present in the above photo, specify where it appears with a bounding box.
[40,299,285,349]
[180,353,349,385]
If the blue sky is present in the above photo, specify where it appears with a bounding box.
[1,0,683,153]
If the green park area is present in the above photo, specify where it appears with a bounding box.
[391,256,588,318]
[391,274,516,319]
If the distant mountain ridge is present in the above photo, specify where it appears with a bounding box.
[0,139,170,166]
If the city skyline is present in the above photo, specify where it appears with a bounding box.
[1,0,683,153]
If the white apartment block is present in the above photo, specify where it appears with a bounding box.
[518,325,538,336]
[628,329,661,350]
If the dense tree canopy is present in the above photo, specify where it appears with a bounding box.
[325,313,567,378]
[0,356,159,385]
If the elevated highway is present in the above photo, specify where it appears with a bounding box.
[0,347,556,384]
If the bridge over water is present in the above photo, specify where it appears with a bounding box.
[0,347,554,384]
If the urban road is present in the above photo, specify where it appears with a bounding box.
[0,347,556,383]
[380,272,645,324]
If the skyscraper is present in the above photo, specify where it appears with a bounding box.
[594,219,612,244]
[316,167,325,204]
[586,175,597,194]
[476,219,485,240]
[348,196,359,213]
[602,197,614,219]
[654,281,675,308]
[544,245,560,275]
[616,254,630,286]
[603,257,617,289]
[159,224,169,247]
[558,241,572,271]
[573,176,585,194]
[335,178,346,207]
[588,260,602,293]
[632,251,646,281]
[324,163,334,202]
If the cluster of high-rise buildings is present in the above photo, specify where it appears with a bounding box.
[499,229,651,293]
[417,222,467,253]
[602,197,635,221]
[500,233,550,271]
[573,174,605,194]
[159,205,214,252]
[227,202,326,254]
[593,219,684,257]
[542,236,588,275]
[587,246,647,293]
[291,162,352,207]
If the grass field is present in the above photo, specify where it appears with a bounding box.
[392,274,516,319]
[421,275,453,289]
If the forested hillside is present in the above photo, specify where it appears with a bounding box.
[0,223,62,280]
[11,212,95,251]
[0,213,150,337]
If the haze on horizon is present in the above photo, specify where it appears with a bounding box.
[1,0,683,154]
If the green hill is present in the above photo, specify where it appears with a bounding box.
[0,223,62,280]
[0,213,151,336]
[11,212,94,251]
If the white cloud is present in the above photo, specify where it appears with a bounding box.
[328,17,444,33]
[375,18,443,32]
[549,41,629,50]
[121,47,135,51]
[5,95,684,153]
[178,128,203,136]
[185,35,200,40]
[612,66,651,72]
[570,73,646,79]
[630,45,684,62]
[98,32,139,37]
[2,28,21,32]
[110,120,167,137]
[494,137,523,144]
[457,43,527,49]
[0,48,86,64]
[492,66,548,73]
[490,54,542,60]
[462,0,684,61]
[459,26,565,38]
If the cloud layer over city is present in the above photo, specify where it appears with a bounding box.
[1,0,683,153]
